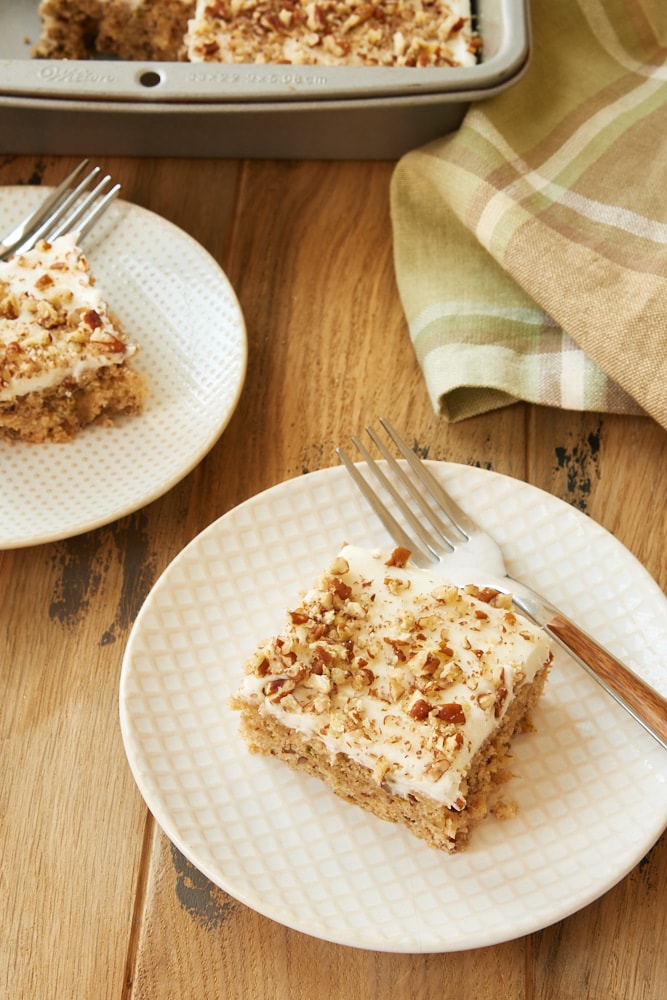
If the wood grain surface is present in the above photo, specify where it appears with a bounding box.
[1,155,665,1000]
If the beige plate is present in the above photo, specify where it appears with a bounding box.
[120,462,667,952]
[0,187,247,548]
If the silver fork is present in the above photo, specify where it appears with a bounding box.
[0,159,120,261]
[337,417,667,751]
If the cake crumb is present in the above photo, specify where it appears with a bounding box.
[491,798,519,820]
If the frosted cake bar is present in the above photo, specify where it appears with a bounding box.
[0,234,145,443]
[34,0,480,67]
[231,544,553,853]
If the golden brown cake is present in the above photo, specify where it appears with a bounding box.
[33,0,195,60]
[33,0,479,66]
[0,234,146,444]
[231,544,553,853]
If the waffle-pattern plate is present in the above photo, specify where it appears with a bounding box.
[0,186,247,548]
[120,462,667,953]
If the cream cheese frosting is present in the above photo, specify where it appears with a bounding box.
[237,544,552,810]
[0,234,137,403]
[187,0,479,67]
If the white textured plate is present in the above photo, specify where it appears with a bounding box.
[0,186,247,548]
[120,463,667,953]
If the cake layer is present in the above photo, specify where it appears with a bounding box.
[33,0,195,60]
[232,544,553,851]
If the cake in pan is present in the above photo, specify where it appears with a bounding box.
[33,0,196,60]
[231,544,553,853]
[0,234,145,443]
[34,0,480,67]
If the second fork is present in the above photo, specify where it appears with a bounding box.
[0,159,120,260]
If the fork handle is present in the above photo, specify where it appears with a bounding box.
[545,613,667,750]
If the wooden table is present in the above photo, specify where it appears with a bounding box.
[2,154,666,1000]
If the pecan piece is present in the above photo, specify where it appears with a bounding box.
[435,702,465,725]
[409,698,431,721]
[385,546,411,568]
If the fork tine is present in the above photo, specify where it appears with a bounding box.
[0,160,120,259]
[340,417,496,567]
[72,182,121,241]
[0,159,91,258]
[364,425,462,551]
[379,417,480,540]
[336,446,434,568]
[16,166,103,250]
[0,160,88,255]
[48,175,120,242]
[349,434,447,559]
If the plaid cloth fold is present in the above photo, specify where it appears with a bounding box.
[390,0,667,429]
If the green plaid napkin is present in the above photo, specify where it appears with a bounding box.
[390,0,667,430]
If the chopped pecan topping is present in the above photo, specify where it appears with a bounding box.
[189,0,478,68]
[435,702,465,725]
[386,546,411,568]
[409,698,431,721]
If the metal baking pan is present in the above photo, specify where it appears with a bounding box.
[0,0,530,159]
